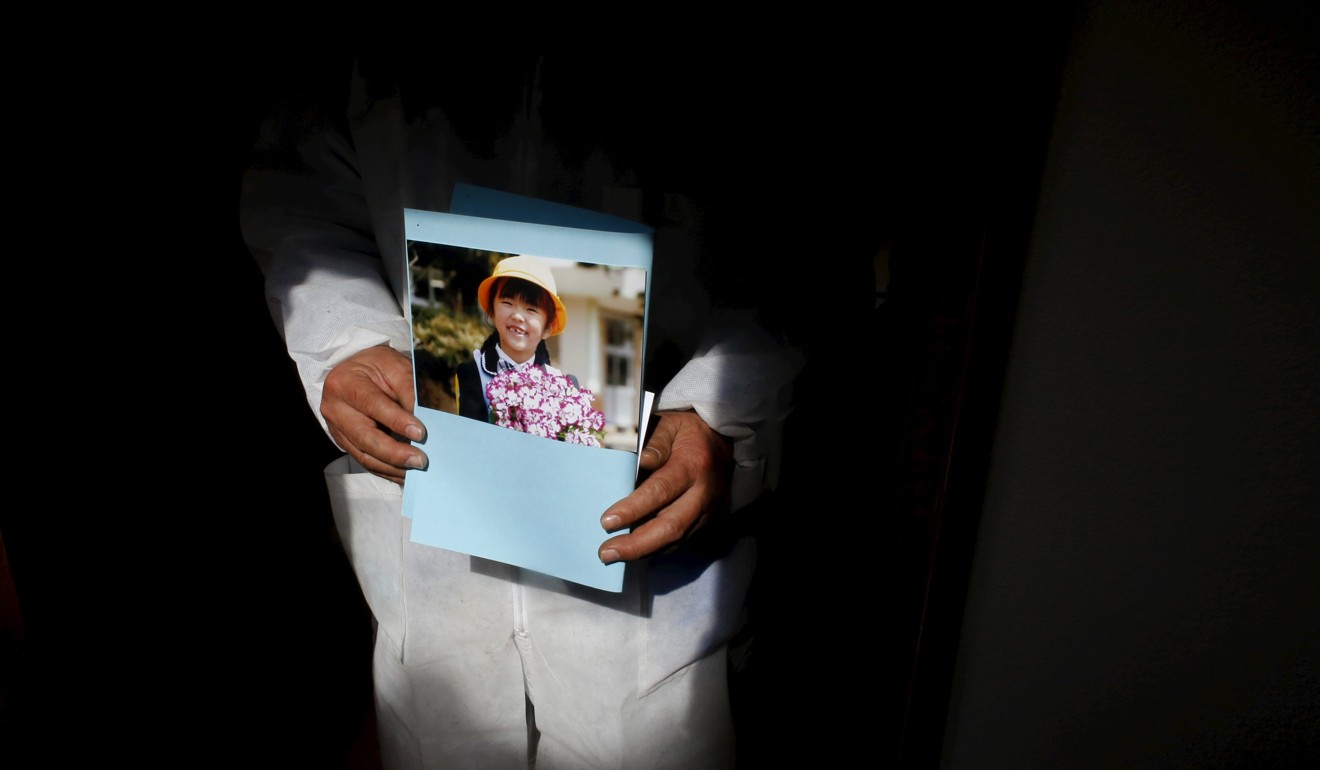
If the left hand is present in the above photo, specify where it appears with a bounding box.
[598,410,734,563]
[321,345,427,485]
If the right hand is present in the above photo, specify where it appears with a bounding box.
[321,345,428,485]
[596,410,733,563]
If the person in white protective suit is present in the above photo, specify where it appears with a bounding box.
[239,47,804,769]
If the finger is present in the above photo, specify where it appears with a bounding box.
[327,425,407,485]
[636,418,677,473]
[327,346,426,443]
[363,351,424,439]
[599,487,706,563]
[600,415,681,529]
[637,444,665,473]
[357,454,406,485]
[343,377,426,444]
[600,461,690,532]
[326,406,428,475]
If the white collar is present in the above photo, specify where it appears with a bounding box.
[494,344,538,373]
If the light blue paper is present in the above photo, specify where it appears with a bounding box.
[400,187,653,593]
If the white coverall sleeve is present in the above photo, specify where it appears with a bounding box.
[239,119,410,445]
[655,310,805,513]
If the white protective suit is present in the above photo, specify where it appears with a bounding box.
[240,50,803,769]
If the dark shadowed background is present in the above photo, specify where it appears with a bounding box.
[5,2,1315,766]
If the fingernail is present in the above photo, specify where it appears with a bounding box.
[599,548,619,564]
[405,454,427,470]
[601,514,620,530]
[405,423,425,442]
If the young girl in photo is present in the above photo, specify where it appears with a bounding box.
[455,254,571,423]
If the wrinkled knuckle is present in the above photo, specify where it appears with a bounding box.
[349,379,378,405]
[647,474,679,503]
[651,517,687,548]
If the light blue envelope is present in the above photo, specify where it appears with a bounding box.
[400,185,653,593]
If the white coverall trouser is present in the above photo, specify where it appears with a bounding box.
[327,456,757,770]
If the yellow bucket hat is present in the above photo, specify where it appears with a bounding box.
[477,255,569,336]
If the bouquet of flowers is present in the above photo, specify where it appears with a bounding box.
[486,365,607,448]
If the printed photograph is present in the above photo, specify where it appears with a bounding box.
[409,242,647,452]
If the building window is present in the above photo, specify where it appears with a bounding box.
[605,319,632,386]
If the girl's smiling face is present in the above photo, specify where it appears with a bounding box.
[493,289,550,363]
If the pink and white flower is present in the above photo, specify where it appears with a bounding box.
[486,366,607,448]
